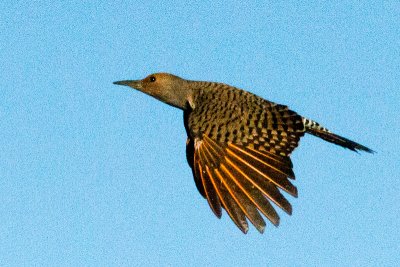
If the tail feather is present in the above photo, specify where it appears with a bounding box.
[303,118,374,153]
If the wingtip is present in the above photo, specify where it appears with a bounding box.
[286,205,293,216]
[291,186,298,198]
[241,225,249,234]
[214,210,222,219]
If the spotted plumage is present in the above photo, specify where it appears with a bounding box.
[114,73,373,234]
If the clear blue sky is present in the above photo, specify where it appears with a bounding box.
[1,1,399,266]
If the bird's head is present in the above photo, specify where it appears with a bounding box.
[113,73,190,109]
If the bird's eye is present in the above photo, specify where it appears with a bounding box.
[149,76,156,82]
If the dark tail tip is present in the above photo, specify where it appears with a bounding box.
[353,144,375,154]
[306,128,375,154]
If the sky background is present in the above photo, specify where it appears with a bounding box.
[1,1,399,266]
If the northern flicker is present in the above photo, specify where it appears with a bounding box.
[113,73,373,234]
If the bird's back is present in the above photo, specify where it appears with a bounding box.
[186,81,305,157]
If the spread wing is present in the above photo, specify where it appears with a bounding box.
[184,88,305,233]
[187,135,297,234]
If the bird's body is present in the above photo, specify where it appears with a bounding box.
[114,73,373,234]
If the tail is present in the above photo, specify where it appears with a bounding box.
[303,118,374,153]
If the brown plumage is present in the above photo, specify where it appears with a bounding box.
[114,73,373,234]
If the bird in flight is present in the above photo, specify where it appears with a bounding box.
[113,73,373,234]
